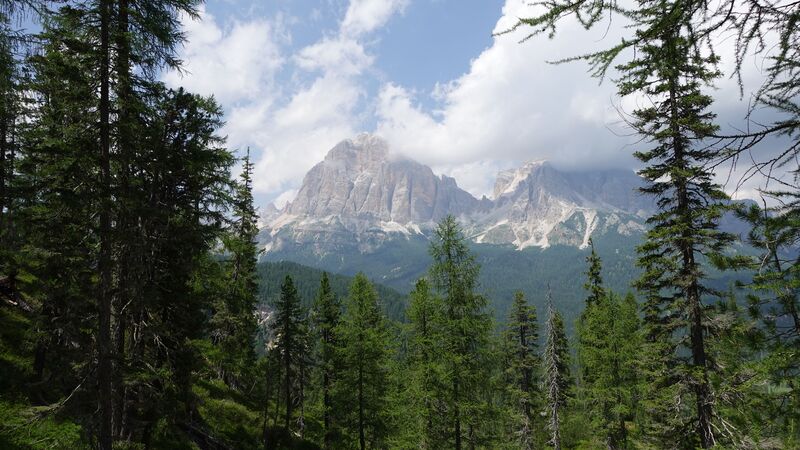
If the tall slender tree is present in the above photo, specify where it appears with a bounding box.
[543,290,570,450]
[501,291,541,450]
[336,273,391,450]
[17,6,99,399]
[428,215,492,450]
[271,275,307,434]
[97,1,114,446]
[510,0,736,445]
[311,271,341,449]
[577,237,605,383]
[210,148,259,386]
[578,292,641,449]
[628,23,732,449]
[0,10,18,265]
[583,238,604,308]
[406,278,444,448]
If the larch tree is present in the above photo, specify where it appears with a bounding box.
[311,271,341,449]
[509,0,736,445]
[406,277,444,448]
[336,273,391,450]
[428,215,492,450]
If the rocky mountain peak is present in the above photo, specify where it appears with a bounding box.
[493,160,550,199]
[324,133,390,168]
[260,135,653,253]
[283,134,478,227]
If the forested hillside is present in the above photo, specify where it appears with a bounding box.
[263,233,755,329]
[257,261,408,321]
[0,0,798,449]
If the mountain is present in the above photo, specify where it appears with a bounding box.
[256,134,755,324]
[259,133,652,254]
[255,134,658,322]
[466,160,651,248]
[261,134,484,255]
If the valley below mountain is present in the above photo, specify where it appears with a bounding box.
[257,134,752,321]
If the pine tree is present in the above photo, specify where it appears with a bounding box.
[311,271,341,449]
[543,292,570,450]
[428,215,492,449]
[336,273,391,450]
[501,291,541,450]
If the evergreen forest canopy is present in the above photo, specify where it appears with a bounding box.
[0,0,798,449]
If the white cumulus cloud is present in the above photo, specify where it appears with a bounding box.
[162,6,285,105]
[342,0,409,36]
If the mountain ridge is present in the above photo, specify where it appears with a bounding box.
[258,133,653,254]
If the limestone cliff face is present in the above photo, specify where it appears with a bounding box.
[287,133,479,224]
[471,160,650,249]
[259,134,651,255]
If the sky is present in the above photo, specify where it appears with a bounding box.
[161,0,786,210]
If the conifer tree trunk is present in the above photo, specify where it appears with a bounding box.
[454,377,461,450]
[0,114,6,234]
[299,359,305,439]
[262,354,272,448]
[273,363,281,427]
[665,30,713,448]
[359,363,365,450]
[98,0,114,447]
[323,367,331,448]
[113,0,131,438]
[284,339,292,433]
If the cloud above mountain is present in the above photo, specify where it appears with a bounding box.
[163,0,781,206]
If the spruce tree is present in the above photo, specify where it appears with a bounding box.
[271,275,307,435]
[428,215,492,449]
[336,273,391,450]
[16,7,99,402]
[583,238,604,308]
[0,10,20,271]
[210,148,259,387]
[577,240,641,448]
[577,237,604,383]
[97,1,114,445]
[502,291,541,450]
